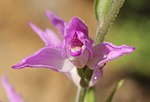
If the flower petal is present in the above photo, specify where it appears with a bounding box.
[65,67,81,87]
[12,47,74,72]
[65,17,93,56]
[46,11,65,36]
[68,47,89,68]
[29,22,61,47]
[2,76,24,102]
[89,68,103,86]
[88,42,135,69]
[77,31,93,56]
[45,28,62,47]
[65,17,88,37]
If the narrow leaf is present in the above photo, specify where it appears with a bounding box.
[106,79,124,102]
[85,87,96,102]
[94,0,125,44]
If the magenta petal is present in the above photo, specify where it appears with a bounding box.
[89,68,103,86]
[88,42,135,69]
[2,76,24,102]
[45,28,61,47]
[77,31,93,56]
[65,17,93,56]
[29,22,61,47]
[46,11,65,36]
[68,47,89,68]
[29,22,49,46]
[65,17,88,37]
[12,47,74,72]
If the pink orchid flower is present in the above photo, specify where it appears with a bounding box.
[1,76,24,102]
[12,11,135,86]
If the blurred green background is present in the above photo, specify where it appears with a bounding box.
[0,0,149,102]
[107,0,150,76]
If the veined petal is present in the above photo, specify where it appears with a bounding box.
[88,42,135,69]
[2,76,24,102]
[46,11,65,36]
[29,22,61,47]
[12,47,74,72]
[89,68,103,86]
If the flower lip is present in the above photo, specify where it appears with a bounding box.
[70,46,82,56]
[69,33,84,57]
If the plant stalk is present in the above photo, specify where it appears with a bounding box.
[76,87,87,102]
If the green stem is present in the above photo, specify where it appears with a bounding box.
[76,66,95,102]
[77,87,96,102]
[77,88,87,102]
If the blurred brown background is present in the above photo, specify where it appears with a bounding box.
[0,0,150,102]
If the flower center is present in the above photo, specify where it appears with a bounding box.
[71,46,82,52]
[69,34,83,56]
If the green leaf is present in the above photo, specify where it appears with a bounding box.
[106,79,125,102]
[85,87,96,102]
[94,0,125,44]
[94,0,112,21]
